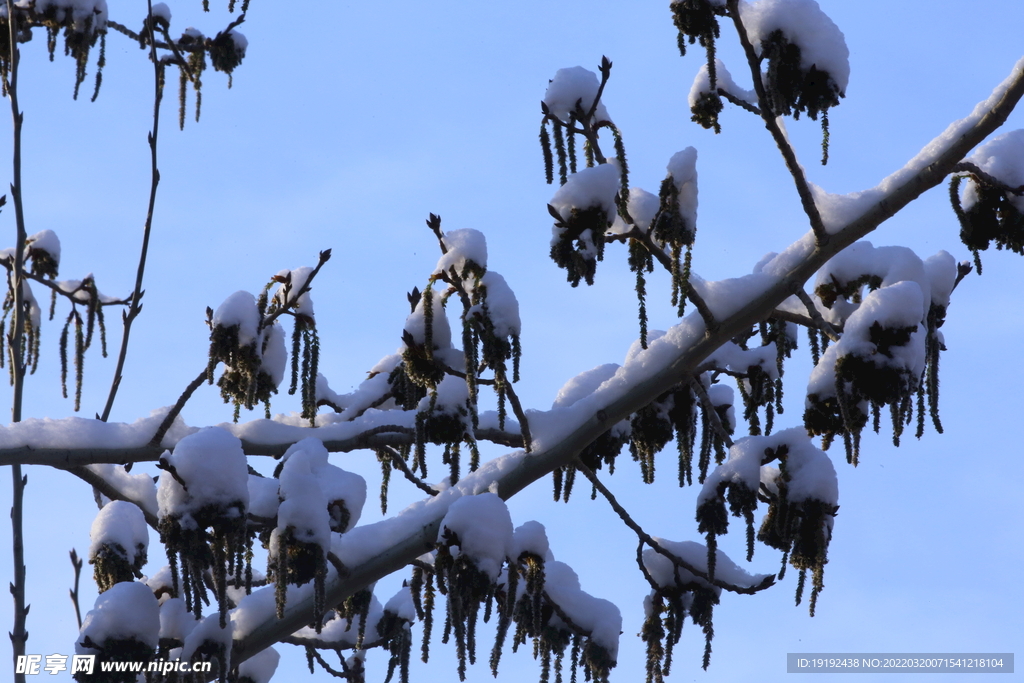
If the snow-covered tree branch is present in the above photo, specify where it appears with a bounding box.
[2,1,1022,682]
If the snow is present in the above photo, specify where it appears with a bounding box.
[25,229,61,266]
[923,251,957,308]
[643,538,769,591]
[807,281,927,398]
[181,612,234,663]
[435,228,488,276]
[404,286,452,351]
[610,187,660,234]
[77,581,160,654]
[814,242,930,318]
[273,266,315,317]
[293,592,384,647]
[150,2,170,22]
[689,271,779,320]
[0,408,188,452]
[552,363,620,409]
[511,520,554,562]
[159,598,198,643]
[775,428,838,505]
[261,323,288,388]
[276,445,332,553]
[438,492,514,581]
[961,128,1024,212]
[213,291,261,346]
[237,646,280,683]
[740,0,850,94]
[543,66,611,122]
[469,270,521,338]
[698,434,764,505]
[707,342,780,381]
[811,57,1024,234]
[33,0,109,27]
[688,58,756,108]
[229,29,248,55]
[88,500,149,565]
[247,474,280,519]
[384,585,417,623]
[217,405,418,447]
[330,449,527,571]
[707,383,736,431]
[666,147,698,232]
[418,374,470,421]
[88,463,160,517]
[543,560,621,660]
[279,437,367,532]
[549,162,621,223]
[156,427,250,524]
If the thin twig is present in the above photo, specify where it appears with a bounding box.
[379,445,439,496]
[501,381,533,452]
[606,226,717,330]
[326,551,348,579]
[68,466,160,529]
[305,646,354,680]
[951,161,1024,195]
[717,87,760,115]
[727,0,829,245]
[99,1,165,423]
[686,285,719,333]
[575,460,773,595]
[793,287,840,342]
[689,377,734,450]
[0,264,131,307]
[68,549,84,630]
[148,368,207,446]
[263,248,332,329]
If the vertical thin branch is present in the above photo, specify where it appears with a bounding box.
[726,0,829,245]
[68,549,84,630]
[98,0,164,422]
[4,2,30,679]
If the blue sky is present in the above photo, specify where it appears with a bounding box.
[0,1,1022,681]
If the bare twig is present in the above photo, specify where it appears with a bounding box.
[717,87,761,115]
[0,265,131,308]
[68,466,160,529]
[606,226,717,329]
[793,287,840,342]
[575,460,771,595]
[326,551,348,579]
[686,285,719,333]
[689,377,735,450]
[68,549,84,630]
[263,248,332,329]
[951,161,1024,195]
[378,445,439,497]
[727,0,829,245]
[99,1,165,423]
[148,368,207,446]
[4,3,30,676]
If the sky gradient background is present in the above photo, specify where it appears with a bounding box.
[0,1,1022,681]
